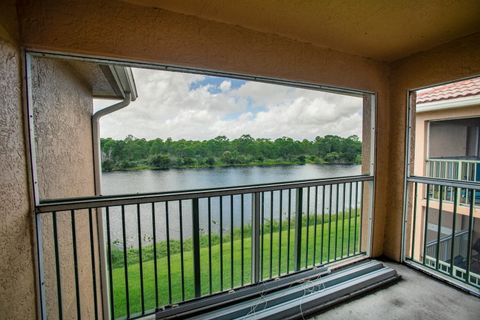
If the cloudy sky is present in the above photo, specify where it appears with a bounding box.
[94,68,363,140]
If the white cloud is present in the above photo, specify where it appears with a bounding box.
[219,80,231,92]
[95,68,363,140]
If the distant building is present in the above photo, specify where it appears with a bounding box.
[413,77,480,284]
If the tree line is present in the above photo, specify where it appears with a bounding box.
[100,134,362,171]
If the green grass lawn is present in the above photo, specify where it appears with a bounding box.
[110,212,362,318]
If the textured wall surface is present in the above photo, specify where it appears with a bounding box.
[18,0,391,257]
[32,57,95,200]
[387,33,480,260]
[0,1,478,319]
[0,21,37,320]
[31,56,99,319]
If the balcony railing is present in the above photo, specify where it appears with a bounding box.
[426,158,480,206]
[35,175,372,319]
[426,158,479,182]
[406,176,480,292]
[425,230,469,262]
[425,256,480,287]
[424,230,480,286]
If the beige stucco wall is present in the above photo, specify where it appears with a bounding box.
[387,33,480,261]
[18,0,391,258]
[0,2,101,316]
[31,56,100,319]
[1,1,479,318]
[32,57,96,200]
[0,2,37,319]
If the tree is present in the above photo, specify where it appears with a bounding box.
[222,151,234,165]
[182,157,195,166]
[205,157,216,166]
[148,154,170,169]
[324,152,340,163]
[100,134,362,171]
[102,159,114,172]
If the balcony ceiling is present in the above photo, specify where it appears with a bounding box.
[125,0,480,62]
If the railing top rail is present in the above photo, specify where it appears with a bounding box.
[407,176,480,190]
[36,174,373,213]
[426,158,480,163]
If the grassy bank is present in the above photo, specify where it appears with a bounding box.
[110,212,362,317]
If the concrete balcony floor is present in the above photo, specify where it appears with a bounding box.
[311,261,480,320]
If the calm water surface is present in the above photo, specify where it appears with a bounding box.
[102,164,360,195]
[102,164,362,246]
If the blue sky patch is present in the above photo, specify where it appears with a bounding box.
[223,103,268,121]
[189,76,246,93]
[189,76,268,121]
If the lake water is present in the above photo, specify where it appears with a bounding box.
[102,164,362,247]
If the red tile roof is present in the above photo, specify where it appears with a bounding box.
[417,77,480,104]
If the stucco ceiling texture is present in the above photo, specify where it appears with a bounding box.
[125,0,480,62]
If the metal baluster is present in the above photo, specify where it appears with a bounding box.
[347,182,352,257]
[320,186,325,264]
[474,162,478,183]
[208,197,212,294]
[252,192,261,283]
[353,182,358,254]
[151,203,159,309]
[423,184,431,266]
[359,182,364,253]
[341,183,346,258]
[435,186,443,271]
[313,186,318,265]
[294,188,303,271]
[106,208,114,319]
[136,204,145,314]
[241,194,245,286]
[179,201,185,300]
[334,184,339,260]
[411,183,417,260]
[305,187,310,268]
[88,209,98,320]
[35,214,45,320]
[465,189,475,284]
[230,195,234,288]
[220,196,224,290]
[269,191,273,278]
[287,189,292,274]
[71,210,81,319]
[52,211,63,320]
[449,187,458,276]
[192,198,201,297]
[260,192,264,280]
[121,205,130,317]
[278,190,283,275]
[165,202,172,304]
[327,185,333,262]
